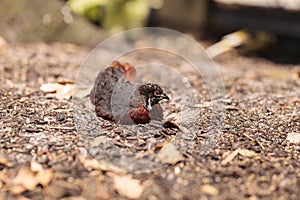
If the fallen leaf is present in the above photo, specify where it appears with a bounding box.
[0,171,10,185]
[287,132,300,144]
[36,169,54,187]
[111,174,144,199]
[10,185,27,195]
[30,160,43,172]
[40,83,74,100]
[200,184,219,196]
[156,142,183,164]
[239,149,257,157]
[10,162,54,194]
[78,155,125,174]
[56,83,74,100]
[78,155,104,170]
[221,148,240,165]
[0,156,13,167]
[30,161,54,186]
[40,83,58,93]
[12,166,38,191]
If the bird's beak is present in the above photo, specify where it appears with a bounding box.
[161,93,170,100]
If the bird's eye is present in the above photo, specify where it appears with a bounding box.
[154,91,160,96]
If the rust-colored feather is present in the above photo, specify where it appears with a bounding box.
[90,61,167,125]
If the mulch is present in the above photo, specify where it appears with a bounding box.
[0,42,299,200]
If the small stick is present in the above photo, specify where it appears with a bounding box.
[243,133,265,150]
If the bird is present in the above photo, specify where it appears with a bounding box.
[90,61,169,125]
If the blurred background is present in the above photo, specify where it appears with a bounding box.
[1,0,300,63]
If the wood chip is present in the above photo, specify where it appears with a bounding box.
[239,149,257,157]
[221,148,240,165]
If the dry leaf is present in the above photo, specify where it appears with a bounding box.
[10,185,27,195]
[200,184,219,196]
[111,174,144,199]
[78,155,125,174]
[30,160,43,172]
[55,83,74,100]
[12,166,38,191]
[40,83,74,100]
[78,155,104,170]
[40,83,58,93]
[10,162,54,194]
[287,132,300,144]
[35,169,54,187]
[0,156,13,167]
[239,149,257,157]
[0,171,10,184]
[30,161,54,187]
[221,148,240,165]
[156,143,183,164]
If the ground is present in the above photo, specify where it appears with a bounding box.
[0,42,299,200]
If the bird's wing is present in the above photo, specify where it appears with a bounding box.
[90,61,139,123]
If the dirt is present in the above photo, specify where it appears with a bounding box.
[0,42,299,200]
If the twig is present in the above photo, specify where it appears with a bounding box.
[243,133,265,150]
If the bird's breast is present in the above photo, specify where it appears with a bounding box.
[129,106,151,124]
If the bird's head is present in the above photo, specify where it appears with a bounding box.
[138,83,169,109]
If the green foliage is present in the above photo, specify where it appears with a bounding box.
[68,0,107,23]
[68,0,163,34]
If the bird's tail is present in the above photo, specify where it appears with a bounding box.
[111,61,137,81]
